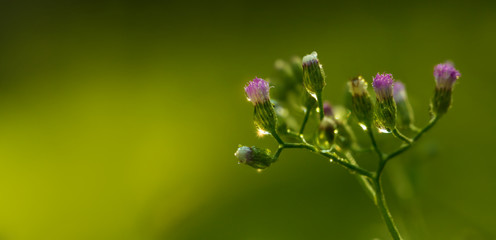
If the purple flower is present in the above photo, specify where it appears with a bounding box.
[373,73,394,101]
[434,62,460,89]
[245,77,270,105]
[393,81,407,102]
[323,101,334,117]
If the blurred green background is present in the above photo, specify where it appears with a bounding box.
[0,0,495,239]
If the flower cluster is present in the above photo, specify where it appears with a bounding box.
[234,52,461,239]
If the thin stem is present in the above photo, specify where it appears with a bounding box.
[385,116,439,162]
[282,143,374,178]
[346,152,377,203]
[272,147,284,162]
[271,131,284,145]
[392,128,412,144]
[367,126,384,161]
[299,102,315,135]
[375,178,403,240]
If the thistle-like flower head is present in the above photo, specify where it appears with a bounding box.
[434,62,460,90]
[373,73,394,102]
[393,81,407,103]
[245,77,270,105]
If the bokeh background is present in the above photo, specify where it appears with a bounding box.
[0,0,495,239]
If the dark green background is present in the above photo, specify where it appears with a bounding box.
[0,0,494,239]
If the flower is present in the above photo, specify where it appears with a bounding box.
[373,73,397,132]
[433,62,460,90]
[302,51,326,96]
[348,76,374,127]
[245,77,270,105]
[431,62,461,116]
[235,146,273,169]
[373,73,394,102]
[244,77,278,134]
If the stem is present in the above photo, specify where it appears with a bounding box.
[272,131,284,145]
[367,126,384,161]
[346,152,377,203]
[375,177,403,240]
[299,102,315,135]
[385,116,439,162]
[316,91,324,121]
[392,128,412,144]
[282,143,374,178]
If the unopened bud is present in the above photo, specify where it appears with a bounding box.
[235,146,273,169]
[302,51,326,98]
[348,76,374,127]
[318,117,337,147]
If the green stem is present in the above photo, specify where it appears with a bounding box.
[385,116,439,162]
[346,152,377,203]
[272,131,284,145]
[367,126,384,161]
[282,143,374,178]
[299,102,315,135]
[392,128,412,144]
[375,177,403,240]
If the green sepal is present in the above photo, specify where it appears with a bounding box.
[254,101,277,133]
[247,146,273,169]
[430,88,452,117]
[302,61,326,95]
[374,97,397,132]
[351,94,374,127]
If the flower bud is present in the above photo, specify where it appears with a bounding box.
[393,81,414,128]
[323,101,334,117]
[235,146,273,169]
[302,51,326,98]
[348,76,374,128]
[431,62,461,117]
[372,73,397,132]
[245,78,278,134]
[319,117,337,144]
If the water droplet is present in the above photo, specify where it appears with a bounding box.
[257,169,263,173]
[359,123,367,130]
[378,128,390,133]
[257,129,269,137]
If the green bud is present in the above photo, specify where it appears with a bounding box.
[235,146,273,169]
[318,117,337,147]
[430,88,452,117]
[254,100,278,135]
[374,98,397,133]
[348,76,374,128]
[302,51,326,97]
